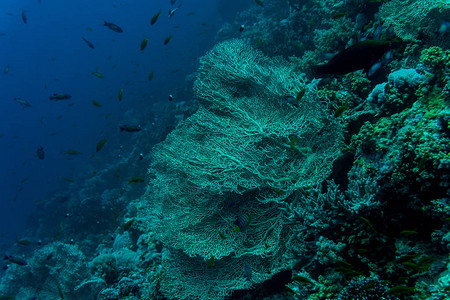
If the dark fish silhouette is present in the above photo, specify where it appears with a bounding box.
[82,37,95,49]
[104,21,123,33]
[36,146,45,160]
[49,93,72,101]
[21,10,27,24]
[312,40,392,77]
[120,125,142,132]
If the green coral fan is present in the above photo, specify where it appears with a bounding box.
[380,0,450,42]
[140,39,342,300]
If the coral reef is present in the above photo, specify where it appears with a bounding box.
[140,39,342,300]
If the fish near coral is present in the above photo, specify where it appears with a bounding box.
[243,264,252,281]
[96,138,107,152]
[312,40,393,77]
[4,255,27,265]
[234,213,251,232]
[120,124,142,132]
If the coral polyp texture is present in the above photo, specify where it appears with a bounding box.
[140,39,342,300]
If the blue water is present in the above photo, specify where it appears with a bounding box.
[0,0,241,248]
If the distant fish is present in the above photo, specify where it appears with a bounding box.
[312,40,393,77]
[21,10,27,24]
[96,138,107,152]
[164,35,173,45]
[148,71,154,81]
[243,264,252,281]
[128,176,145,184]
[254,0,264,7]
[120,124,142,132]
[140,38,149,51]
[13,97,30,108]
[169,7,179,18]
[91,71,104,78]
[3,65,10,74]
[150,11,162,25]
[36,146,45,160]
[16,238,31,246]
[439,20,450,34]
[49,93,72,101]
[104,21,123,33]
[92,100,102,107]
[118,88,123,101]
[62,149,82,155]
[123,218,135,230]
[4,255,27,266]
[82,37,95,49]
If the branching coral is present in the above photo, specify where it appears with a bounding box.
[380,0,450,42]
[140,39,342,300]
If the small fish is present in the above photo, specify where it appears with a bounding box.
[169,94,173,101]
[243,264,252,281]
[293,275,315,285]
[92,100,102,107]
[16,238,31,246]
[91,72,104,78]
[21,10,27,24]
[4,255,27,266]
[63,150,82,155]
[239,24,245,32]
[234,213,251,232]
[207,255,215,268]
[104,21,123,33]
[151,11,162,25]
[388,285,415,296]
[13,97,30,108]
[118,88,123,101]
[164,35,173,45]
[63,177,74,182]
[140,38,149,51]
[169,7,179,18]
[186,11,196,16]
[36,146,45,160]
[218,230,226,240]
[400,230,418,237]
[96,138,107,152]
[359,216,377,233]
[334,105,349,117]
[120,124,142,132]
[331,12,348,19]
[254,0,263,7]
[128,176,145,183]
[57,282,64,299]
[285,286,297,295]
[46,252,54,261]
[49,93,72,101]
[82,37,94,49]
[439,20,450,34]
[123,218,135,231]
[148,71,154,81]
[3,65,10,74]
